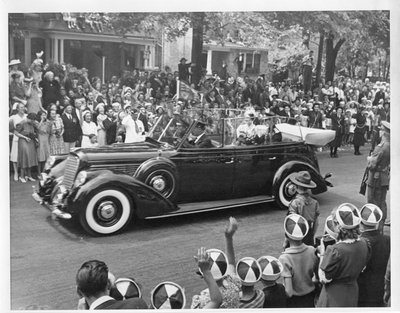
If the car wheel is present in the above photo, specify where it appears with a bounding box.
[141,165,177,202]
[274,172,297,210]
[79,189,132,236]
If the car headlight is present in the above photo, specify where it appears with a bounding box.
[74,171,87,188]
[44,156,56,171]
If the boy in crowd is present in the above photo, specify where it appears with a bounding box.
[257,255,287,308]
[287,171,320,246]
[279,214,319,307]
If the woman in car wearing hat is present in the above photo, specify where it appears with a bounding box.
[316,203,370,307]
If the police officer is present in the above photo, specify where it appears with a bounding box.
[366,121,390,231]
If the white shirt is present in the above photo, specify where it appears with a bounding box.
[122,115,145,143]
[89,295,114,310]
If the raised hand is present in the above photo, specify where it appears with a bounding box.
[224,216,238,237]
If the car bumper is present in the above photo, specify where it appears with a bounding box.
[32,191,72,220]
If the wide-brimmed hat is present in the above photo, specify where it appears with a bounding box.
[180,57,187,62]
[110,277,141,300]
[236,257,262,286]
[360,203,382,226]
[380,121,390,133]
[257,256,282,281]
[335,203,361,229]
[289,171,316,189]
[9,59,21,66]
[151,281,186,309]
[284,214,309,240]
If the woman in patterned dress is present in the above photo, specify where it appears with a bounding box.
[16,113,38,182]
[36,111,51,173]
[48,108,65,155]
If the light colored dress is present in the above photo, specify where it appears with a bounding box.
[9,113,26,162]
[81,121,98,148]
[26,85,43,114]
[49,116,65,155]
[37,120,51,162]
[96,114,107,146]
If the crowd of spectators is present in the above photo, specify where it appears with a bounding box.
[74,201,390,310]
[9,56,390,181]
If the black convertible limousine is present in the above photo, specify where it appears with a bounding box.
[33,112,333,235]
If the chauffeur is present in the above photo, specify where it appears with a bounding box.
[182,121,213,148]
[366,121,390,231]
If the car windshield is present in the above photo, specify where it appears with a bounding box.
[147,108,334,148]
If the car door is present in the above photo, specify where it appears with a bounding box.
[232,144,279,198]
[171,146,235,203]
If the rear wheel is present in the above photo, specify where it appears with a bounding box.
[274,172,298,210]
[79,189,132,236]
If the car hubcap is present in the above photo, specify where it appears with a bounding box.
[285,182,297,198]
[150,175,166,192]
[98,201,117,221]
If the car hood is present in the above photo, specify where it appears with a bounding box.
[73,140,177,165]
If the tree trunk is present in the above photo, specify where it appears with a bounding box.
[315,31,324,85]
[191,12,205,88]
[325,33,345,83]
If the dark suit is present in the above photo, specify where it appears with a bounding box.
[103,117,117,145]
[138,113,149,132]
[182,133,213,148]
[95,298,148,310]
[61,112,82,143]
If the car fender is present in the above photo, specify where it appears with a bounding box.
[68,170,177,219]
[134,157,177,178]
[273,160,327,195]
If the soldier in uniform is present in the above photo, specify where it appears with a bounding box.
[366,121,390,231]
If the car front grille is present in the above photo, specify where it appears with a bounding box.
[62,155,80,190]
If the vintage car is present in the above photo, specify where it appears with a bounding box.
[33,111,333,236]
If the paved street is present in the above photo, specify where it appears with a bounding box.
[10,143,390,310]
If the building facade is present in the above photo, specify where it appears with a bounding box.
[162,30,268,78]
[9,13,162,81]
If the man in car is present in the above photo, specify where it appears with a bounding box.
[182,121,213,148]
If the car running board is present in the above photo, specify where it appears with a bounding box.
[144,195,275,219]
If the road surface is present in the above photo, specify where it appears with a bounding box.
[10,144,390,309]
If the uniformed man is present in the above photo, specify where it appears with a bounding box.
[366,121,390,231]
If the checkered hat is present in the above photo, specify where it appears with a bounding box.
[335,203,361,229]
[199,249,228,281]
[324,215,338,239]
[284,214,309,240]
[151,281,186,310]
[236,257,262,286]
[360,203,382,226]
[109,277,141,300]
[257,256,282,281]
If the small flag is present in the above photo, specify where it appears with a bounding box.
[178,80,200,102]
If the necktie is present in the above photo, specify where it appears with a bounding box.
[134,120,139,133]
